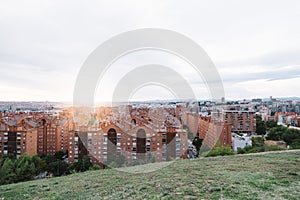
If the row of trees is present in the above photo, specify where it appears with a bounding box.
[0,154,43,185]
[0,150,159,186]
[237,137,271,154]
[237,129,300,155]
[256,115,277,135]
[256,115,300,149]
[267,126,300,149]
[0,151,94,186]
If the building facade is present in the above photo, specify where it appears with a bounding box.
[222,110,256,134]
[0,105,189,167]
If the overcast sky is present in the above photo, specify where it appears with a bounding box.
[0,0,300,102]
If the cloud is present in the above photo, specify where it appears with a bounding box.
[0,0,300,101]
[219,65,300,82]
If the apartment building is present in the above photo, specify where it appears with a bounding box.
[0,113,70,158]
[198,115,232,149]
[0,105,189,167]
[0,118,38,157]
[67,105,189,166]
[222,110,256,134]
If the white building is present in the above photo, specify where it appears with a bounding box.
[232,133,252,152]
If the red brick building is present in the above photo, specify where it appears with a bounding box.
[0,113,70,158]
[198,115,232,149]
[222,110,256,134]
[0,105,189,167]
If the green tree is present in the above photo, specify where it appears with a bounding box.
[42,151,70,176]
[265,126,300,149]
[265,120,277,130]
[251,137,265,147]
[290,139,300,149]
[82,156,92,171]
[266,126,288,141]
[0,159,16,185]
[192,136,203,157]
[31,154,46,175]
[50,160,69,176]
[1,154,16,160]
[251,137,265,152]
[15,154,36,182]
[43,154,57,165]
[54,150,66,160]
[73,156,92,172]
[256,115,266,135]
[282,129,300,145]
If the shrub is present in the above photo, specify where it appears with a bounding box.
[205,146,234,157]
[237,146,263,154]
[237,147,246,154]
[251,137,265,147]
[89,165,101,171]
[290,139,300,149]
[265,145,284,151]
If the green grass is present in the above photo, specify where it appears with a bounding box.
[1,152,300,200]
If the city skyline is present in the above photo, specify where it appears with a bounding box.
[0,0,300,102]
[1,1,300,199]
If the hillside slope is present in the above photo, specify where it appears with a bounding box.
[1,152,300,200]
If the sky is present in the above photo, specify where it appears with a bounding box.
[0,0,300,102]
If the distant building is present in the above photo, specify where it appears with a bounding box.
[222,110,256,134]
[252,98,262,103]
[221,97,225,103]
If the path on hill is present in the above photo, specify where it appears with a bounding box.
[235,149,300,156]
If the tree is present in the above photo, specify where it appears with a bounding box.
[31,154,46,175]
[1,154,16,160]
[251,137,265,147]
[82,156,92,171]
[282,129,300,145]
[251,137,265,152]
[43,155,57,165]
[265,120,277,130]
[256,115,266,135]
[15,154,36,182]
[47,160,68,176]
[192,136,203,157]
[266,126,288,141]
[0,159,16,185]
[42,151,71,176]
[73,156,92,172]
[290,139,300,149]
[54,150,66,160]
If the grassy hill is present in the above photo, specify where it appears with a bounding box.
[1,151,300,200]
